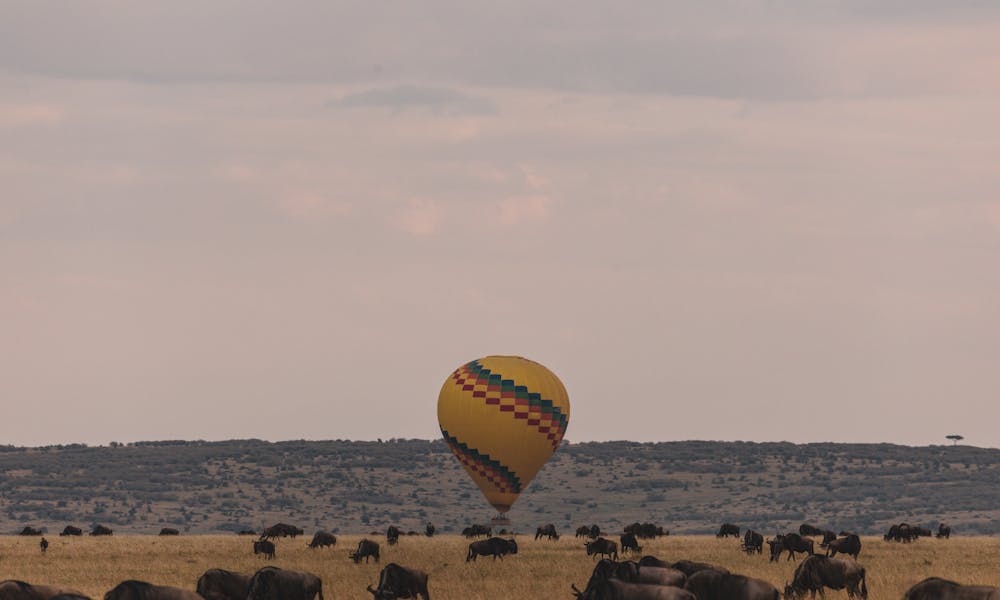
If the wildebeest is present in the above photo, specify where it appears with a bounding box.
[799,524,823,537]
[252,540,276,560]
[237,530,257,536]
[588,558,686,588]
[196,569,252,600]
[742,530,763,555]
[351,539,381,564]
[40,538,49,553]
[386,526,401,546]
[590,524,603,539]
[885,523,915,543]
[0,580,88,600]
[158,528,180,536]
[716,523,740,538]
[585,538,619,561]
[103,580,202,600]
[667,560,730,577]
[620,532,642,554]
[576,526,592,538]
[246,567,323,600]
[307,531,337,549]
[903,577,1000,600]
[260,523,304,539]
[366,563,430,600]
[768,533,814,562]
[684,570,779,600]
[820,530,837,547]
[624,522,666,539]
[784,555,868,599]
[461,524,492,538]
[50,595,92,600]
[826,534,862,560]
[59,526,83,537]
[425,522,436,538]
[535,523,559,540]
[572,579,696,600]
[937,524,952,539]
[466,537,517,562]
[19,526,42,536]
[90,525,113,536]
[913,526,933,538]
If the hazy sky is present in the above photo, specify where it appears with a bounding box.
[2,2,998,447]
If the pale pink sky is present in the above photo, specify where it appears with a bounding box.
[2,2,999,447]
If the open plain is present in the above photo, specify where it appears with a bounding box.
[1,534,999,599]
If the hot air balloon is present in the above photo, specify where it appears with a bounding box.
[437,356,569,521]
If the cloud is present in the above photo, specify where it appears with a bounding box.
[497,195,550,225]
[392,198,444,236]
[0,104,63,128]
[275,191,352,220]
[331,85,497,116]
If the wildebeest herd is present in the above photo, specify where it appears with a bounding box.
[2,519,982,599]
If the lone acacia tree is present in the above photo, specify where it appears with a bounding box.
[946,435,964,446]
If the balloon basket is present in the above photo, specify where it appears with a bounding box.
[491,515,511,527]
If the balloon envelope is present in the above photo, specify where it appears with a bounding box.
[437,356,570,514]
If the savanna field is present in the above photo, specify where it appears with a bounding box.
[2,534,998,599]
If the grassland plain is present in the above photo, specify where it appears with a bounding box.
[1,535,998,600]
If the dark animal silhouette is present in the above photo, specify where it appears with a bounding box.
[938,524,952,539]
[308,531,337,549]
[40,538,49,553]
[535,523,559,540]
[716,523,740,538]
[585,538,618,561]
[0,580,87,600]
[246,567,322,600]
[768,533,813,561]
[260,523,303,539]
[252,540,275,559]
[350,539,381,564]
[572,579,695,600]
[576,526,592,538]
[624,522,667,539]
[158,528,179,536]
[784,555,867,599]
[684,570,780,600]
[102,580,201,600]
[425,522,436,537]
[903,577,1000,600]
[196,569,252,600]
[19,526,42,536]
[90,525,113,536]
[620,532,642,554]
[799,524,823,537]
[461,525,492,538]
[743,530,763,555]
[467,537,517,562]
[366,563,429,600]
[237,530,257,536]
[826,534,862,560]
[386,526,400,546]
[59,526,83,537]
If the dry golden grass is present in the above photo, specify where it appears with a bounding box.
[1,535,998,599]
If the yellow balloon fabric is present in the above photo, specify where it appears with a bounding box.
[437,356,570,514]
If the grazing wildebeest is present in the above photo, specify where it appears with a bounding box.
[638,556,672,569]
[308,531,337,549]
[425,522,436,537]
[620,532,642,554]
[913,526,933,538]
[885,523,915,543]
[820,530,837,547]
[196,569,252,600]
[743,530,763,555]
[386,526,401,546]
[19,526,42,536]
[784,555,868,599]
[663,560,730,577]
[158,528,180,536]
[535,523,559,540]
[59,526,83,537]
[627,565,686,588]
[826,534,862,560]
[90,525,113,536]
[246,567,323,600]
[0,580,88,600]
[237,530,257,536]
[461,524,492,538]
[799,524,823,537]
[103,580,202,600]
[467,537,517,562]
[576,526,592,538]
[366,563,430,600]
[252,539,276,559]
[624,522,667,539]
[684,570,779,600]
[938,524,952,539]
[572,579,695,600]
[770,533,814,561]
[716,523,740,538]
[585,538,619,561]
[590,524,602,539]
[260,523,304,540]
[903,578,1000,600]
[350,539,381,564]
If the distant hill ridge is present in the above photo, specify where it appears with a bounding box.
[1,439,997,535]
